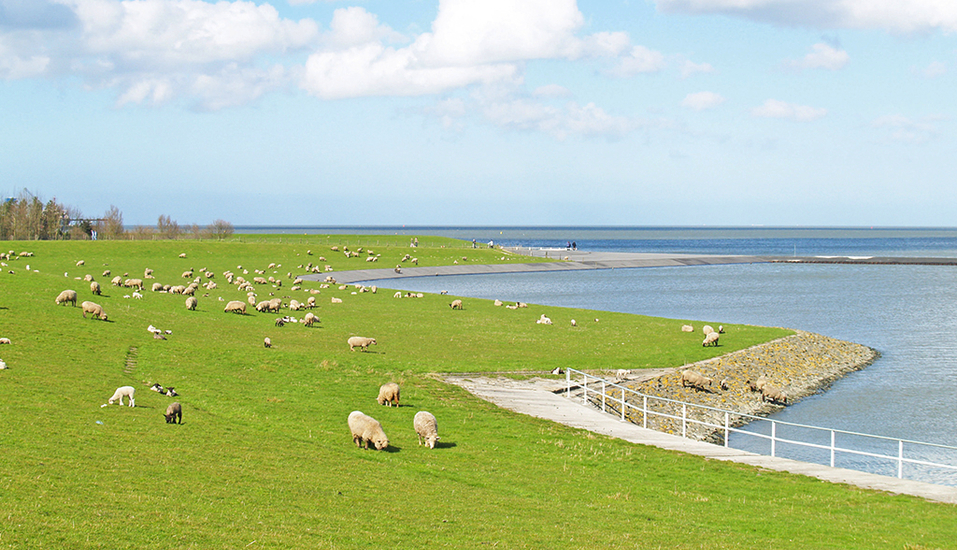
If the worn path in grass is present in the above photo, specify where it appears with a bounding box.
[444,374,957,505]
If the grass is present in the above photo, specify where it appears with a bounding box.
[0,235,954,549]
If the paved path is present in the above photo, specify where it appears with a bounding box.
[444,375,957,504]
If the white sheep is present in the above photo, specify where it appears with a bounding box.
[702,325,714,335]
[165,402,182,424]
[680,324,693,332]
[449,299,463,310]
[331,297,343,304]
[0,359,7,369]
[81,301,108,321]
[762,385,788,405]
[0,338,10,345]
[348,336,376,351]
[702,332,720,347]
[536,314,552,325]
[303,312,318,327]
[55,289,77,306]
[377,382,400,407]
[224,301,247,314]
[413,411,440,449]
[109,386,136,407]
[681,370,713,391]
[393,291,402,298]
[185,296,198,310]
[348,411,389,450]
[264,337,272,348]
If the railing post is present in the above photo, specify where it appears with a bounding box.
[830,430,835,468]
[724,412,729,447]
[601,380,606,413]
[682,403,687,439]
[642,395,647,429]
[620,388,626,421]
[582,373,588,405]
[771,421,776,457]
[566,368,570,397]
[898,440,904,479]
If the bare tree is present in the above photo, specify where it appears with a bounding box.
[97,205,125,240]
[157,214,181,239]
[209,219,234,240]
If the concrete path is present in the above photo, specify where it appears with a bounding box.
[444,375,957,504]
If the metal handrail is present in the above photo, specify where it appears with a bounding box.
[567,368,957,483]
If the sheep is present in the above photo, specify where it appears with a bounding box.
[536,314,552,325]
[289,299,302,311]
[111,275,123,286]
[747,374,768,393]
[164,402,182,424]
[348,336,376,351]
[55,289,77,306]
[494,299,503,306]
[348,411,389,450]
[144,268,154,278]
[306,296,316,308]
[76,260,85,266]
[151,282,163,292]
[125,278,144,291]
[449,299,463,310]
[150,383,165,393]
[680,324,693,332]
[702,325,714,335]
[102,270,111,277]
[81,301,108,321]
[331,297,343,304]
[393,291,402,298]
[185,296,198,311]
[83,274,94,282]
[720,378,730,391]
[413,411,440,449]
[702,332,720,347]
[0,338,10,345]
[0,359,6,370]
[109,386,135,407]
[165,387,178,397]
[132,292,143,299]
[681,370,713,391]
[718,325,725,333]
[264,337,272,348]
[224,301,247,314]
[303,312,318,327]
[182,270,193,279]
[570,319,577,327]
[377,382,400,407]
[268,298,282,312]
[761,385,788,405]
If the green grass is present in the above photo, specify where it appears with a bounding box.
[0,236,953,549]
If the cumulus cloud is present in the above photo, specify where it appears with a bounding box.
[653,0,957,33]
[786,42,849,70]
[871,114,940,144]
[322,7,405,49]
[751,99,826,121]
[682,91,725,110]
[606,45,667,77]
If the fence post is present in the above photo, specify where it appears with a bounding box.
[771,421,776,457]
[601,380,606,413]
[620,388,626,421]
[830,430,835,468]
[582,373,587,405]
[642,395,647,429]
[682,403,687,439]
[898,440,904,479]
[566,368,570,398]
[724,412,729,447]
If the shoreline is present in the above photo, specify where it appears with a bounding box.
[611,330,879,442]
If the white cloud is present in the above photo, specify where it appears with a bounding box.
[786,42,849,70]
[872,114,940,143]
[606,45,667,77]
[682,91,725,110]
[654,0,957,33]
[323,7,405,49]
[679,59,715,78]
[752,99,826,121]
[532,84,572,98]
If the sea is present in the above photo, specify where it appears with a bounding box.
[243,226,957,484]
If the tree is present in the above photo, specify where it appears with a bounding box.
[209,219,234,240]
[157,214,181,240]
[98,205,125,240]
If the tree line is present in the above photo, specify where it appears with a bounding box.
[0,190,233,241]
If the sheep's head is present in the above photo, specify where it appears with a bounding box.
[374,437,389,450]
[425,435,440,449]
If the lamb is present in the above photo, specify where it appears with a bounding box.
[348,336,376,351]
[264,337,272,348]
[0,359,6,370]
[393,291,402,298]
[761,385,788,405]
[109,386,136,407]
[449,299,463,310]
[150,383,165,393]
[0,338,10,345]
[681,370,713,391]
[185,296,198,310]
[55,289,77,306]
[413,411,440,449]
[702,332,720,347]
[81,301,108,321]
[224,300,247,314]
[536,314,552,325]
[348,411,389,450]
[377,382,400,407]
[164,402,182,424]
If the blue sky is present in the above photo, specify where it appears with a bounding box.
[1,0,955,226]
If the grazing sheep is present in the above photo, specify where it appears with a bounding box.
[570,319,577,326]
[55,289,77,306]
[536,314,552,325]
[306,296,316,308]
[377,382,400,407]
[223,300,247,314]
[702,332,720,347]
[303,312,318,327]
[76,260,85,266]
[393,291,402,298]
[747,374,768,393]
[413,411,440,449]
[109,386,136,407]
[718,325,725,333]
[185,296,198,311]
[182,270,193,279]
[264,337,272,348]
[151,282,163,292]
[274,318,285,327]
[720,378,730,391]
[111,275,123,286]
[81,301,108,321]
[702,325,714,335]
[762,385,788,405]
[83,274,94,282]
[348,411,389,450]
[164,402,182,424]
[166,387,178,397]
[0,359,6,370]
[289,299,301,311]
[681,370,713,391]
[144,268,154,278]
[449,299,463,310]
[125,278,144,291]
[681,324,693,332]
[348,336,376,351]
[0,338,10,345]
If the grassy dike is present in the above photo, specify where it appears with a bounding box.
[0,235,953,549]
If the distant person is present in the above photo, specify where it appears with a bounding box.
[472,239,476,248]
[566,241,571,249]
[572,241,576,250]
[488,240,494,248]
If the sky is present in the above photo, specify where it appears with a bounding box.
[1,0,955,227]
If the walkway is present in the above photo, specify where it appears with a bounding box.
[444,375,957,504]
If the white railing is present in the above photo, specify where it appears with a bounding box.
[566,368,957,485]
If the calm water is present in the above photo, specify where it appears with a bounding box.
[285,226,957,484]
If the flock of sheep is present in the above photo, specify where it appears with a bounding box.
[348,383,441,451]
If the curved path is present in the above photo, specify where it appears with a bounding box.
[444,375,957,504]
